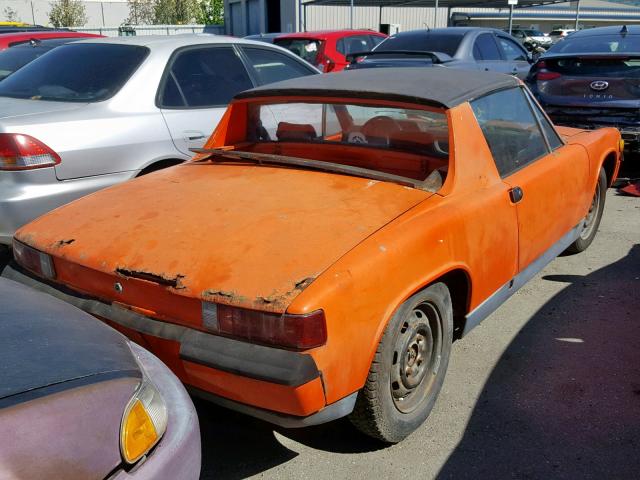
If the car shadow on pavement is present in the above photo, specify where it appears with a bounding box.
[196,399,388,479]
[195,397,299,480]
[437,244,640,479]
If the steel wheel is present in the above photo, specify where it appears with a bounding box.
[580,178,602,240]
[390,302,443,414]
[350,283,453,443]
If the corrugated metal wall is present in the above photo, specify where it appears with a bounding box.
[302,5,640,32]
[302,5,450,31]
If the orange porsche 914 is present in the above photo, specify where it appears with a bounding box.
[5,68,621,442]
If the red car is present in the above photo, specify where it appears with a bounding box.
[274,29,387,72]
[0,31,102,50]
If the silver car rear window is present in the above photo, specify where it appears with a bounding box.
[0,43,149,103]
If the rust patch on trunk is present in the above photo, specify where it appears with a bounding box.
[53,238,75,248]
[116,267,186,289]
[202,289,247,304]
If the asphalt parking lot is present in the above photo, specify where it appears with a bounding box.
[194,189,640,479]
[1,188,637,479]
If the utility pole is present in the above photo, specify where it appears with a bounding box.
[574,0,581,30]
[507,0,517,34]
[434,0,438,28]
[350,0,354,29]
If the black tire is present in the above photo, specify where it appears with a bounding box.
[566,168,607,254]
[349,283,453,443]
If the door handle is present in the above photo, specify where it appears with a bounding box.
[183,130,206,141]
[509,186,524,203]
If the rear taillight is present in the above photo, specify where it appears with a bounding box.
[535,61,561,81]
[12,239,56,279]
[0,133,60,170]
[202,302,327,350]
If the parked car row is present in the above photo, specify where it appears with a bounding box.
[0,23,627,476]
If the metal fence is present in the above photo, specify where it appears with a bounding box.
[73,24,225,37]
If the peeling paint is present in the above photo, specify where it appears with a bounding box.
[116,267,185,289]
[53,239,75,248]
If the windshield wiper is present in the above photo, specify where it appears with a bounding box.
[190,147,433,191]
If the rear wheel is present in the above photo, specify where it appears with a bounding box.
[349,283,453,443]
[566,168,607,254]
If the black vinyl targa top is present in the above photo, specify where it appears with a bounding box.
[235,67,520,108]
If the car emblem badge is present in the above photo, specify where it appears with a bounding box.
[114,282,123,293]
[590,80,609,91]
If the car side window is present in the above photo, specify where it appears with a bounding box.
[497,36,527,61]
[474,33,502,61]
[369,35,385,47]
[524,88,564,151]
[471,87,550,177]
[159,46,253,108]
[341,35,371,55]
[241,47,314,85]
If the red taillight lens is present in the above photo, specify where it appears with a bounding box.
[202,302,327,350]
[0,133,60,170]
[535,62,561,81]
[537,71,562,81]
[12,239,56,279]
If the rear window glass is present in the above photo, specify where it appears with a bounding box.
[274,38,323,64]
[247,101,449,184]
[374,32,462,57]
[549,34,640,54]
[0,46,51,81]
[0,44,149,102]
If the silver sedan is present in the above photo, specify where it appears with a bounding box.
[0,35,318,247]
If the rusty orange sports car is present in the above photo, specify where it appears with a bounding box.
[5,68,622,442]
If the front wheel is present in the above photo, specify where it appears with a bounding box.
[566,168,607,254]
[349,283,453,443]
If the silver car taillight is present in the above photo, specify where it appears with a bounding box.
[0,133,61,170]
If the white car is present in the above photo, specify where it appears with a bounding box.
[549,29,576,44]
[510,28,552,48]
[0,35,318,249]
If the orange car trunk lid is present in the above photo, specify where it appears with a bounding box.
[17,163,431,313]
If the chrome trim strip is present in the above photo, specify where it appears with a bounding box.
[462,223,582,336]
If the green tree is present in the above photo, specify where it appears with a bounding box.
[126,0,155,25]
[48,0,87,27]
[153,0,198,24]
[3,6,20,22]
[196,0,223,25]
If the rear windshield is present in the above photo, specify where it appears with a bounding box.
[549,34,640,54]
[374,32,462,57]
[247,101,449,183]
[274,38,323,64]
[0,46,51,81]
[0,43,149,102]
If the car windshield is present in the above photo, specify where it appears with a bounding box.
[0,43,149,102]
[373,32,462,56]
[549,34,640,53]
[244,101,450,185]
[274,38,323,64]
[525,30,545,36]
